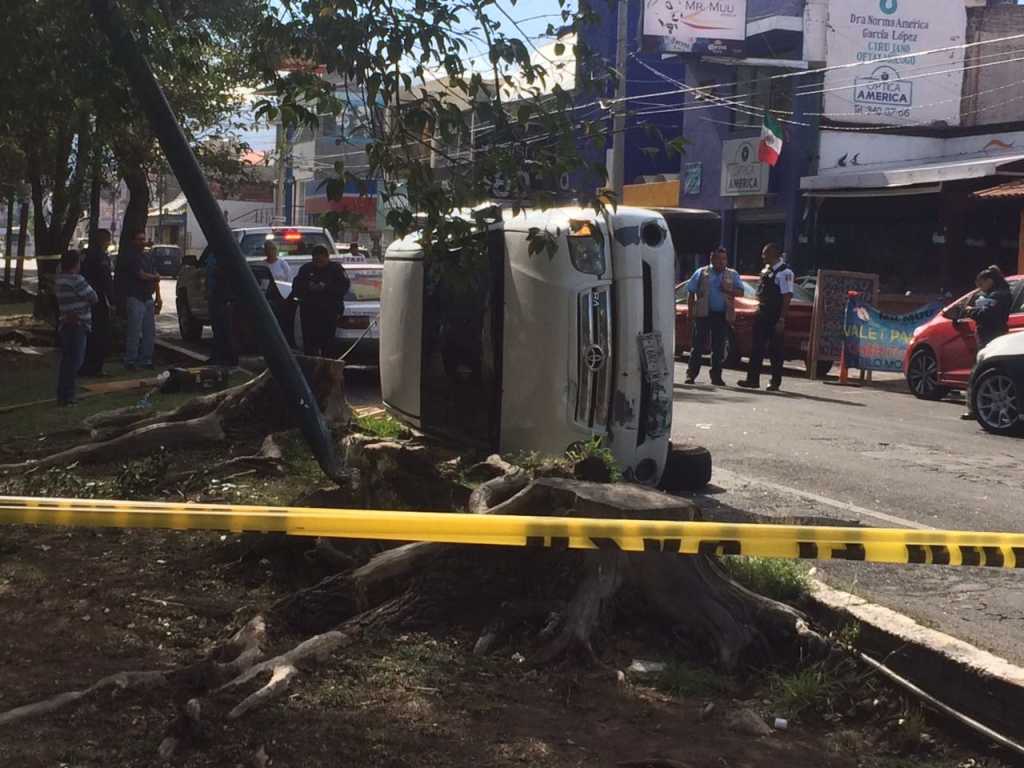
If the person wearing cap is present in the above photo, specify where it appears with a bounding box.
[684,246,742,386]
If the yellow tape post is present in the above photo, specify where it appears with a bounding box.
[1,495,1024,569]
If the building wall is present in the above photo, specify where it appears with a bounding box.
[963,5,1024,127]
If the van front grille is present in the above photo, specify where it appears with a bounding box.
[576,287,612,428]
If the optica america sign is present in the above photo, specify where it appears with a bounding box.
[643,0,747,56]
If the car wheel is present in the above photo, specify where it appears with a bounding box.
[176,294,203,342]
[722,327,741,369]
[659,443,712,493]
[906,347,948,400]
[972,367,1023,436]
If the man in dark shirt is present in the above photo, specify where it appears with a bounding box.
[120,230,162,369]
[79,228,113,376]
[293,245,350,357]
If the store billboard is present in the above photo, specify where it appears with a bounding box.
[643,0,748,56]
[823,0,966,126]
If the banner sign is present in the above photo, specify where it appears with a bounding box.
[824,0,966,126]
[720,138,769,197]
[643,0,747,56]
[809,270,878,378]
[843,297,943,372]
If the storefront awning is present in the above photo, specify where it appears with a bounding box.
[801,153,1024,194]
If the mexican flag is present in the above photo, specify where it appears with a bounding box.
[758,114,784,166]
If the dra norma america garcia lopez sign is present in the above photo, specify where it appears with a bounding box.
[823,0,966,126]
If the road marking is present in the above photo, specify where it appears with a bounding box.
[713,467,933,531]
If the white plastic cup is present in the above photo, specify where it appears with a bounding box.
[774,717,789,730]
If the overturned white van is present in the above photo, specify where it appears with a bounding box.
[380,205,700,488]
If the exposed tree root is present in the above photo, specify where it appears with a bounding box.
[0,357,349,473]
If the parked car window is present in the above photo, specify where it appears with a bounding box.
[1010,278,1024,313]
[239,232,333,258]
[346,269,382,302]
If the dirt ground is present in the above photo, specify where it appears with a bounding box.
[0,518,1014,768]
[0,308,1014,768]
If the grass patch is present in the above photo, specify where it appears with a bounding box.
[768,664,843,719]
[354,411,406,439]
[721,556,809,602]
[657,661,734,698]
[565,435,622,482]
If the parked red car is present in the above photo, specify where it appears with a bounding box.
[674,276,833,377]
[903,276,1024,400]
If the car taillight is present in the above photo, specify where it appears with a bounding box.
[281,230,302,241]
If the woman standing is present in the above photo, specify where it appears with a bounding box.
[962,265,1013,420]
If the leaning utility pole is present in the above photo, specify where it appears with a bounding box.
[610,0,628,199]
[89,0,344,482]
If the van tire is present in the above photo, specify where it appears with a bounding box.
[659,443,712,493]
[177,294,203,342]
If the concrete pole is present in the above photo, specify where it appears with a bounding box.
[610,0,628,199]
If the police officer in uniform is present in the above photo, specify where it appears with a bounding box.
[738,243,793,392]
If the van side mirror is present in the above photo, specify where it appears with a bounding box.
[182,254,198,268]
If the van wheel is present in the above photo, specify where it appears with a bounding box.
[176,294,203,342]
[659,443,712,493]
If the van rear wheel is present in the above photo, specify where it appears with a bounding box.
[659,443,712,493]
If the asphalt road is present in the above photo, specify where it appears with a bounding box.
[671,361,1024,665]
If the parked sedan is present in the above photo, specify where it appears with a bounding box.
[968,331,1024,436]
[903,276,1024,400]
[674,276,832,377]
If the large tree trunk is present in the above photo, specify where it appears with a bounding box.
[119,163,150,252]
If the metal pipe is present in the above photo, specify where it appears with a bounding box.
[88,0,344,481]
[857,651,1024,760]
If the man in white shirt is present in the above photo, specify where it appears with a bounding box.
[264,241,294,282]
[738,243,794,392]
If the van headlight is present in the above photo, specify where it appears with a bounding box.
[568,220,606,276]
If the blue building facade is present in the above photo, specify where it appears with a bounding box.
[576,0,820,275]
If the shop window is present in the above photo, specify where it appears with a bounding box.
[732,67,793,129]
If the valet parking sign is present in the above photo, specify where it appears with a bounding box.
[824,0,966,126]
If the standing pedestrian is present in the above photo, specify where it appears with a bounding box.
[962,265,1013,420]
[122,230,161,370]
[78,228,113,377]
[263,240,293,282]
[205,247,238,366]
[685,246,742,386]
[54,250,98,405]
[293,244,350,357]
[738,243,793,392]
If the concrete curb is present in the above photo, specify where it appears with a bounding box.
[806,577,1024,742]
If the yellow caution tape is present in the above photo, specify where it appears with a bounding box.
[1,495,1023,569]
